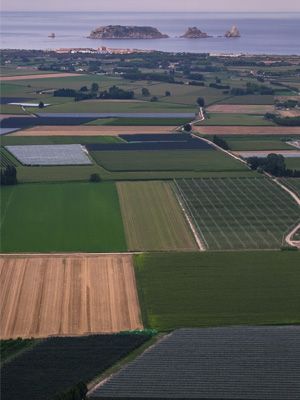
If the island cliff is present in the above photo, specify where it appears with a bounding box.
[89,25,169,39]
[180,27,210,39]
[225,25,241,38]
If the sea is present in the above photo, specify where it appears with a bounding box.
[1,12,300,55]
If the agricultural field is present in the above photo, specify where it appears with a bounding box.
[206,104,275,114]
[280,178,300,196]
[195,126,300,135]
[219,95,275,105]
[0,72,83,81]
[6,144,92,165]
[197,113,274,126]
[87,117,190,126]
[285,157,300,170]
[0,254,142,338]
[91,149,247,173]
[117,181,198,251]
[1,333,151,400]
[90,326,300,400]
[134,251,300,330]
[175,177,299,250]
[1,134,121,146]
[0,182,126,252]
[0,338,36,365]
[222,135,297,151]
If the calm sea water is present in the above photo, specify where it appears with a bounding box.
[1,12,300,55]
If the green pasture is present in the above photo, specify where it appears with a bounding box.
[198,113,274,126]
[135,251,300,331]
[0,182,126,252]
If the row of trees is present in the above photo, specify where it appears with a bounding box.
[54,84,134,101]
[247,153,300,177]
[265,113,300,126]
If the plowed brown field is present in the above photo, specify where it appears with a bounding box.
[10,125,177,136]
[206,104,274,114]
[0,73,83,81]
[0,254,142,339]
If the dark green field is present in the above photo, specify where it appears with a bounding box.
[0,339,36,365]
[0,135,121,146]
[91,149,247,173]
[198,113,274,126]
[0,182,126,252]
[223,135,297,151]
[87,117,190,126]
[135,251,300,331]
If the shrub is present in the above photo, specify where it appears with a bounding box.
[90,173,101,182]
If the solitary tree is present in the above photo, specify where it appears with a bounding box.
[91,82,99,92]
[196,97,205,107]
[141,87,150,97]
[165,90,171,97]
[183,123,192,132]
[38,101,44,108]
[90,173,101,182]
[150,96,158,102]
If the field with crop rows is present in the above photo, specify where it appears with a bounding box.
[0,254,142,338]
[223,135,296,151]
[0,182,126,252]
[1,333,150,400]
[175,177,299,250]
[280,178,300,196]
[134,251,300,330]
[117,181,197,251]
[90,326,300,400]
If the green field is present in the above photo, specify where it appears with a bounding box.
[220,95,275,105]
[175,177,299,250]
[87,117,190,126]
[135,251,300,331]
[280,178,300,196]
[0,135,121,146]
[117,181,197,251]
[0,182,126,252]
[198,113,274,126]
[223,136,297,151]
[91,149,247,173]
[285,157,300,170]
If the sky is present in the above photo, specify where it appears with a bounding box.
[2,0,300,12]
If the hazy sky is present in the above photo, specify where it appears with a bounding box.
[2,0,300,12]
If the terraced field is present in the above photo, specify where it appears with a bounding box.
[117,181,198,251]
[0,254,142,338]
[175,177,299,250]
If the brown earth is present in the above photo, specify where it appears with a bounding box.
[278,109,300,118]
[0,73,83,81]
[206,104,274,114]
[195,126,300,135]
[0,254,142,339]
[10,125,177,136]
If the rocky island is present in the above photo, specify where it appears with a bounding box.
[180,27,210,39]
[88,25,169,39]
[225,25,241,38]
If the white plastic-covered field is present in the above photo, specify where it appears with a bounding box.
[6,144,92,165]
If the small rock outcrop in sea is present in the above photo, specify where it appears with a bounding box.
[225,25,241,38]
[88,25,169,39]
[180,27,210,38]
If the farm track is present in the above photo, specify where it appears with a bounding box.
[0,254,143,339]
[0,73,83,81]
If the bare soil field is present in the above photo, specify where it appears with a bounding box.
[206,104,274,114]
[279,109,300,118]
[0,254,142,339]
[0,114,33,119]
[234,150,300,158]
[10,125,177,136]
[195,126,300,135]
[0,73,83,81]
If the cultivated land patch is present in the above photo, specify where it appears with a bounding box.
[134,251,300,330]
[280,178,300,196]
[175,177,299,250]
[0,73,83,81]
[0,182,126,252]
[117,181,197,251]
[233,150,300,159]
[1,333,151,400]
[0,254,142,339]
[91,149,246,173]
[224,135,297,151]
[10,125,178,136]
[195,126,300,135]
[197,113,273,126]
[6,144,92,165]
[90,326,300,400]
[206,104,275,114]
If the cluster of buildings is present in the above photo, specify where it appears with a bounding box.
[54,46,151,55]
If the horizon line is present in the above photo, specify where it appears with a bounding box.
[2,10,300,13]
